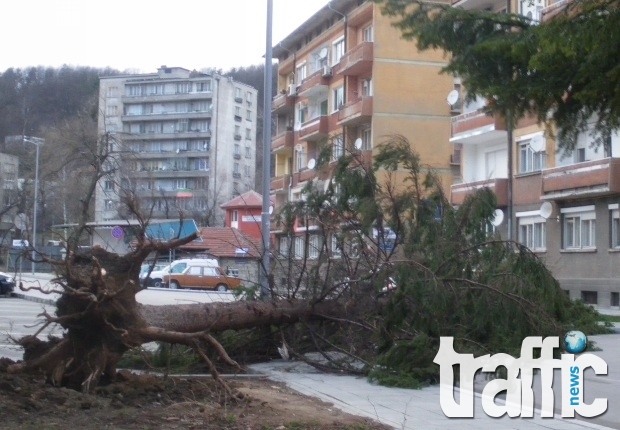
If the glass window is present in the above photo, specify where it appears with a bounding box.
[363,25,374,42]
[332,38,345,65]
[562,207,596,249]
[518,216,546,251]
[362,79,373,97]
[279,236,290,257]
[333,86,344,111]
[333,135,344,160]
[308,235,321,259]
[611,209,620,248]
[331,235,342,258]
[294,236,305,259]
[519,140,546,173]
[296,63,307,85]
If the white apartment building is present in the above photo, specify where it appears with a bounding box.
[96,66,258,226]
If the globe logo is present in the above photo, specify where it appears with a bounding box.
[564,330,587,354]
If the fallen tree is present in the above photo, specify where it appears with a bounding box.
[5,134,607,395]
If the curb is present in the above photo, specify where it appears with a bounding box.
[11,292,56,306]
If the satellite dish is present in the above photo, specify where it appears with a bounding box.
[307,158,316,170]
[491,209,505,227]
[176,148,180,154]
[319,47,328,59]
[14,213,28,230]
[540,201,554,219]
[529,135,545,152]
[446,89,459,106]
[269,205,274,215]
[354,138,363,150]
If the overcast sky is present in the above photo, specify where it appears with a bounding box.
[1,0,328,73]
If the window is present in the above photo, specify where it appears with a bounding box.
[333,135,344,160]
[562,206,596,250]
[296,148,305,172]
[106,105,117,116]
[176,82,190,94]
[104,179,115,191]
[298,103,308,124]
[234,144,241,156]
[235,87,242,101]
[333,86,344,111]
[612,292,620,307]
[296,63,307,85]
[308,235,321,259]
[331,235,342,258]
[235,106,241,116]
[234,163,240,174]
[279,236,290,257]
[196,81,211,92]
[610,205,620,248]
[294,236,305,259]
[246,109,252,121]
[332,38,345,65]
[232,210,238,222]
[485,148,508,179]
[104,200,115,211]
[576,148,587,163]
[245,146,251,158]
[363,25,374,42]
[362,79,373,97]
[518,215,546,251]
[244,165,251,177]
[519,141,546,173]
[176,179,188,189]
[245,128,252,140]
[361,128,372,150]
[107,86,118,97]
[581,291,598,305]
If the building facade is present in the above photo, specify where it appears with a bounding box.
[97,66,258,227]
[269,0,456,258]
[450,0,620,309]
[0,153,19,246]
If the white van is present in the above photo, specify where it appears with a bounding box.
[141,258,219,288]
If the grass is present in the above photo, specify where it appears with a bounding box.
[598,314,620,323]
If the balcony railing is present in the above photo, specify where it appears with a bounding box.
[450,178,509,206]
[299,116,328,141]
[272,92,296,113]
[291,168,317,187]
[339,42,373,76]
[270,174,290,193]
[337,96,373,125]
[271,130,294,152]
[297,70,330,97]
[541,158,620,199]
[450,109,506,144]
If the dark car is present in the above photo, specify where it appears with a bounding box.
[0,272,15,295]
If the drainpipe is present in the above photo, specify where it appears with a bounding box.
[279,42,296,200]
[329,1,348,149]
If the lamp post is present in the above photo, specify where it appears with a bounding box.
[5,135,43,274]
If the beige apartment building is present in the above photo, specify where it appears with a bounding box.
[97,67,258,227]
[450,0,620,309]
[270,0,457,258]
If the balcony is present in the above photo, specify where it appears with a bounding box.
[541,158,620,200]
[291,168,317,188]
[339,42,373,76]
[450,178,509,206]
[297,70,330,98]
[337,97,373,126]
[270,174,290,194]
[272,92,296,113]
[541,0,570,23]
[299,116,328,141]
[451,0,498,10]
[271,130,294,153]
[450,109,506,145]
[122,129,212,140]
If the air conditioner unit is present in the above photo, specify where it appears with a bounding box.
[322,66,332,77]
[288,84,297,96]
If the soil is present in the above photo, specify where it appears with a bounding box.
[0,360,390,430]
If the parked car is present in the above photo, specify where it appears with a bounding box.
[0,272,15,295]
[163,264,241,292]
[140,258,219,288]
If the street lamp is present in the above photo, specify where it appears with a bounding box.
[5,135,43,274]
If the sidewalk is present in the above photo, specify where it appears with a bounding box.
[249,361,614,430]
[10,272,619,430]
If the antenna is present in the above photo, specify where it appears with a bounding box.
[307,158,316,170]
[491,209,505,227]
[540,201,554,219]
[529,135,545,152]
[354,138,363,150]
[446,89,459,106]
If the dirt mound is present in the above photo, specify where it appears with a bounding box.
[0,361,388,429]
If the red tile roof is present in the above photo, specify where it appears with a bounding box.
[220,190,264,209]
[179,227,262,258]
